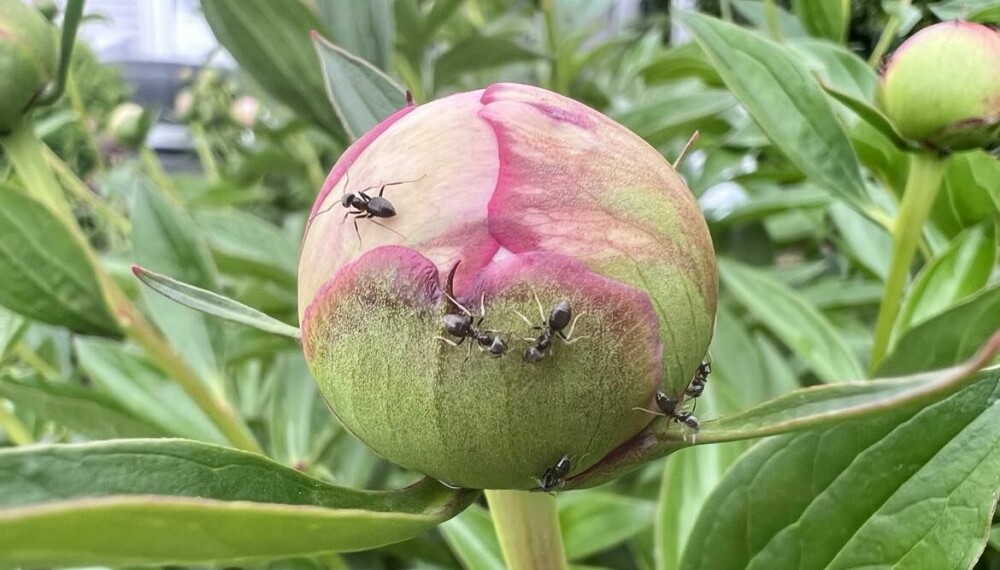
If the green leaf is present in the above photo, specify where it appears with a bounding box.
[201,0,346,141]
[792,0,848,42]
[828,201,892,281]
[731,0,809,38]
[565,333,1000,489]
[850,118,909,193]
[877,285,1000,377]
[705,185,830,227]
[132,265,302,340]
[0,376,167,439]
[676,11,873,216]
[719,259,863,382]
[559,491,655,561]
[440,504,505,570]
[268,352,336,467]
[0,190,120,337]
[312,32,406,141]
[657,443,747,570]
[0,308,27,361]
[132,184,223,384]
[193,209,298,286]
[0,439,477,568]
[932,150,1000,237]
[930,0,1000,23]
[680,364,1000,570]
[615,90,736,148]
[640,43,722,86]
[315,0,395,70]
[790,39,876,102]
[434,35,542,90]
[75,339,227,444]
[896,224,995,334]
[821,84,914,150]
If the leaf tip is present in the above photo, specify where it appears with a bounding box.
[130,264,144,278]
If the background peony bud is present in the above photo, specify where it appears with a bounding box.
[106,102,152,148]
[230,95,261,128]
[880,21,1000,151]
[0,0,58,133]
[173,89,195,121]
[298,84,717,489]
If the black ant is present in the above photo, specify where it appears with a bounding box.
[535,455,571,493]
[515,293,583,363]
[310,170,423,246]
[685,357,712,398]
[635,391,700,432]
[436,293,508,358]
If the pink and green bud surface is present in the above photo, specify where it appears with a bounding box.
[880,21,1000,151]
[298,83,717,490]
[0,0,57,133]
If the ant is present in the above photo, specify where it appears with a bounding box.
[535,455,571,493]
[685,357,712,398]
[515,293,583,363]
[436,292,508,358]
[310,170,423,246]
[634,391,700,432]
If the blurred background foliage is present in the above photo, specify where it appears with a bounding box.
[1,0,999,569]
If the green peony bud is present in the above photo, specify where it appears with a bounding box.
[0,0,58,133]
[880,21,1000,151]
[298,84,718,490]
[106,102,152,148]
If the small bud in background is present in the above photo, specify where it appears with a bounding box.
[880,21,1000,152]
[106,102,152,149]
[174,89,195,122]
[0,0,58,133]
[230,95,261,128]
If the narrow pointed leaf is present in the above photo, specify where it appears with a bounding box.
[680,363,1000,570]
[434,35,542,90]
[565,333,1000,489]
[0,439,477,568]
[312,32,406,141]
[132,265,301,340]
[315,0,395,71]
[440,505,505,570]
[676,11,873,216]
[719,258,863,382]
[821,83,914,150]
[0,190,120,337]
[792,0,848,42]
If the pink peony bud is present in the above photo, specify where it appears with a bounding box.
[880,21,1000,151]
[230,95,261,128]
[298,83,717,489]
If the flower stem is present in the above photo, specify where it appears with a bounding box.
[0,401,33,445]
[540,0,567,94]
[485,490,568,570]
[868,0,912,67]
[44,146,130,235]
[869,151,949,373]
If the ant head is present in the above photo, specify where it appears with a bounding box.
[553,455,571,475]
[683,416,700,431]
[487,336,507,357]
[523,346,544,363]
[441,314,472,336]
[341,193,354,208]
[548,300,572,331]
[654,391,678,415]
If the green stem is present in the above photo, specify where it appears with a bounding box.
[763,0,782,42]
[869,152,949,372]
[868,0,912,67]
[720,0,733,22]
[45,147,130,235]
[65,74,106,172]
[485,490,568,570]
[0,401,34,445]
[36,0,85,106]
[139,147,183,202]
[0,121,75,223]
[188,122,221,184]
[116,299,262,453]
[14,343,60,381]
[540,0,567,94]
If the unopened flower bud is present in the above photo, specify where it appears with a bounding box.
[106,102,151,148]
[0,0,58,133]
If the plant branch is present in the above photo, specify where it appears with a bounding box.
[37,0,86,106]
[869,151,949,372]
[540,0,567,94]
[868,0,912,67]
[485,489,569,570]
[0,401,33,445]
[44,147,130,235]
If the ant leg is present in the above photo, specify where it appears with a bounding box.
[532,290,546,323]
[514,309,536,329]
[631,406,667,417]
[366,218,407,240]
[435,336,462,347]
[558,314,588,345]
[476,293,486,327]
[352,216,363,247]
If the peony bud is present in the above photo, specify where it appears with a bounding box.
[0,0,58,133]
[106,102,152,148]
[230,95,261,128]
[880,21,1000,151]
[174,89,195,122]
[298,84,717,489]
